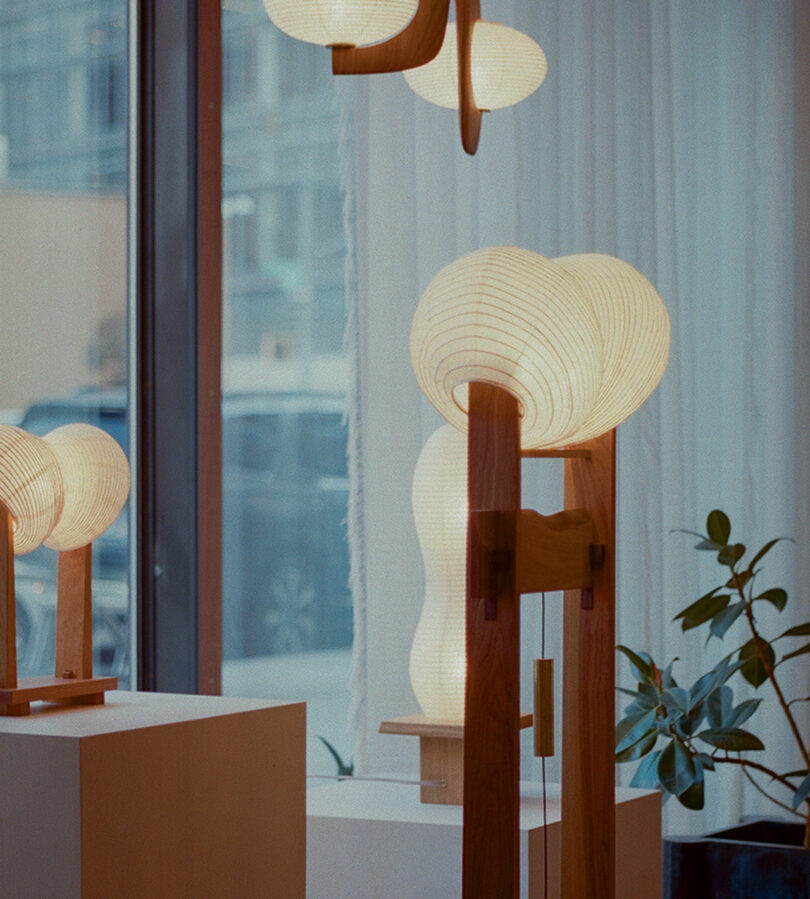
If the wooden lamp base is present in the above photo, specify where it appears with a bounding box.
[380,712,533,805]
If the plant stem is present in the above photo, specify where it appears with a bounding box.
[739,766,804,820]
[733,571,810,771]
[713,754,802,795]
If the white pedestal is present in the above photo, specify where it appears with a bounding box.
[0,691,305,898]
[307,780,661,898]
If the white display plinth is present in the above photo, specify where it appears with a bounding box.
[307,780,660,898]
[0,691,305,898]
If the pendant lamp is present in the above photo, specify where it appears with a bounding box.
[404,21,547,111]
[262,0,418,48]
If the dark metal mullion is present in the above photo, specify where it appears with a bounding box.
[137,0,200,693]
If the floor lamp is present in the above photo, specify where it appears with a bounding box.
[410,247,670,897]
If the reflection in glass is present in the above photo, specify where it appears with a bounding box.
[0,1,130,684]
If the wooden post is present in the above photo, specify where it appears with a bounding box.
[463,382,521,898]
[55,544,93,680]
[562,430,616,899]
[0,502,28,715]
[456,0,482,155]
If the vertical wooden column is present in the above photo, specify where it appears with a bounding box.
[562,430,616,899]
[463,382,521,898]
[55,544,94,680]
[456,0,482,155]
[0,503,17,690]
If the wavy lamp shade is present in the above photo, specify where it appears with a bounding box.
[410,246,670,448]
[43,424,130,552]
[263,0,418,47]
[404,21,547,110]
[0,426,64,554]
[410,246,604,449]
[410,424,467,721]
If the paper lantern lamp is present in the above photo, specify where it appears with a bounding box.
[263,0,418,47]
[0,425,63,554]
[410,246,604,449]
[404,21,547,110]
[43,424,130,552]
[410,424,467,722]
[554,253,671,445]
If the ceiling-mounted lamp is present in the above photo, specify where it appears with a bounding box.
[262,0,544,155]
[404,21,547,113]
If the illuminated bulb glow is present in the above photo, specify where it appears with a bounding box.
[263,0,418,47]
[404,21,547,110]
[44,424,130,552]
[410,246,670,448]
[0,426,63,555]
[409,424,467,721]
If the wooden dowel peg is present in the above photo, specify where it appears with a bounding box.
[533,659,554,758]
[55,544,93,680]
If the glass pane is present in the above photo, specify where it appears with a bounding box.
[221,3,352,774]
[0,1,131,685]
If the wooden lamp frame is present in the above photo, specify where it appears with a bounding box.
[464,381,616,899]
[332,0,483,154]
[0,501,116,716]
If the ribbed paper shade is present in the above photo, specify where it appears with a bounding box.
[43,424,130,552]
[410,247,604,449]
[263,0,418,47]
[410,424,467,721]
[554,254,671,444]
[0,425,64,554]
[403,21,547,110]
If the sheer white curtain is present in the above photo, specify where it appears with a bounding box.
[343,0,809,835]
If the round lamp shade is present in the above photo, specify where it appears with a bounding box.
[554,254,671,444]
[43,424,130,552]
[410,424,467,721]
[263,0,418,47]
[403,21,547,110]
[0,425,64,555]
[410,246,604,449]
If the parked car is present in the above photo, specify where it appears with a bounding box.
[13,388,351,678]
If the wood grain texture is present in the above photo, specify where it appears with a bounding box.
[562,430,616,899]
[456,0,482,154]
[464,382,521,898]
[516,508,593,594]
[533,659,554,758]
[331,0,450,74]
[0,675,116,705]
[420,735,464,804]
[55,545,93,679]
[0,503,16,690]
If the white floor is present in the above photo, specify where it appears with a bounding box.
[222,647,353,777]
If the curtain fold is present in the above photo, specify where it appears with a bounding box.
[343,0,809,835]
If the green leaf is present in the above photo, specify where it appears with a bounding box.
[677,763,705,810]
[725,570,752,591]
[696,728,765,751]
[709,601,746,640]
[616,729,658,764]
[662,687,690,715]
[781,623,810,638]
[674,591,730,631]
[739,637,775,688]
[726,697,762,729]
[615,708,657,755]
[718,543,745,567]
[657,740,697,796]
[706,685,733,729]
[616,645,655,684]
[630,749,663,789]
[707,510,731,547]
[781,642,810,664]
[673,528,719,550]
[747,538,788,573]
[792,772,810,810]
[754,588,788,612]
[694,752,716,772]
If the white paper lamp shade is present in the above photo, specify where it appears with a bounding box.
[409,424,467,721]
[554,254,671,444]
[410,246,604,449]
[404,21,547,110]
[43,424,130,552]
[0,425,64,554]
[263,0,418,47]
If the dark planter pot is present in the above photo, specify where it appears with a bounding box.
[664,817,810,899]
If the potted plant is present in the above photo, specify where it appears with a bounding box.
[615,510,810,896]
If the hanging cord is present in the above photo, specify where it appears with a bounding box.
[541,590,549,899]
